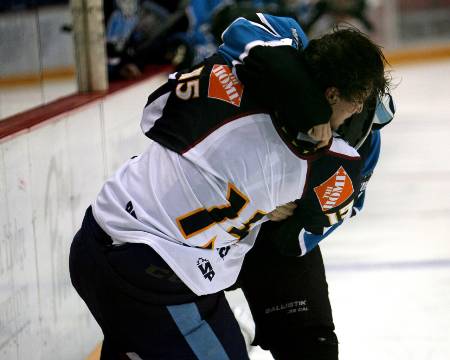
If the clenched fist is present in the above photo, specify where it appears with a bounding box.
[267,202,297,222]
[308,123,332,149]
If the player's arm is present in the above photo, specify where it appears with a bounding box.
[265,197,352,257]
[267,126,384,257]
[218,13,332,139]
[267,90,395,256]
[306,131,383,253]
[218,13,308,63]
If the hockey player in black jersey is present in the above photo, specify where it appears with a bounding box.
[69,13,392,360]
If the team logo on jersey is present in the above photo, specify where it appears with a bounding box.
[217,245,231,259]
[197,257,215,281]
[313,166,354,211]
[208,65,244,107]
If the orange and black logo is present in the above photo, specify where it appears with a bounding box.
[208,65,244,107]
[313,166,354,212]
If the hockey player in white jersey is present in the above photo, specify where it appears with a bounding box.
[69,13,391,359]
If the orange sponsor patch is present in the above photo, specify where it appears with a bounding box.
[208,64,244,107]
[313,166,354,211]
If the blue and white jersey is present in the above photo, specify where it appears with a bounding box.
[218,12,332,134]
[219,12,309,65]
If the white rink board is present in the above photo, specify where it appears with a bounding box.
[0,73,167,360]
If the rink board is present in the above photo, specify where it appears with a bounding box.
[0,73,167,360]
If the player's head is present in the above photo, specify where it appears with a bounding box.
[303,27,390,129]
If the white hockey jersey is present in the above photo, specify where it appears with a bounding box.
[92,55,361,295]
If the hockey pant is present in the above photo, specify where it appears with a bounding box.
[237,221,339,360]
[69,207,248,360]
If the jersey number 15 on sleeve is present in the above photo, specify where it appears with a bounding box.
[175,66,204,100]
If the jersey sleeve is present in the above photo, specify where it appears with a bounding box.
[300,130,382,255]
[266,130,382,257]
[218,13,309,64]
[140,54,265,153]
[265,89,395,257]
[218,13,331,134]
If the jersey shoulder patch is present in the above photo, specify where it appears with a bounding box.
[313,166,354,211]
[302,140,363,221]
[207,64,244,107]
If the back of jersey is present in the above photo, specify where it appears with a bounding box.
[93,54,311,295]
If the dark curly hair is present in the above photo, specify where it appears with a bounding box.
[303,26,390,103]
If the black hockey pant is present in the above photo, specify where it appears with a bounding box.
[69,207,248,360]
[238,220,339,360]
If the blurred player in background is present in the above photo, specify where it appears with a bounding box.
[104,0,375,80]
[69,11,391,360]
[105,0,191,79]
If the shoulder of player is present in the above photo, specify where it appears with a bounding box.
[143,55,268,154]
[173,54,263,114]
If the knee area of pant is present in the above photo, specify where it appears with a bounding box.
[312,328,339,346]
[261,328,339,360]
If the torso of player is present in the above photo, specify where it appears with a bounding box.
[93,116,309,295]
[92,55,360,295]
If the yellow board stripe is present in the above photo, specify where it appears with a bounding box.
[386,44,450,65]
[0,66,75,86]
[1,44,450,87]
